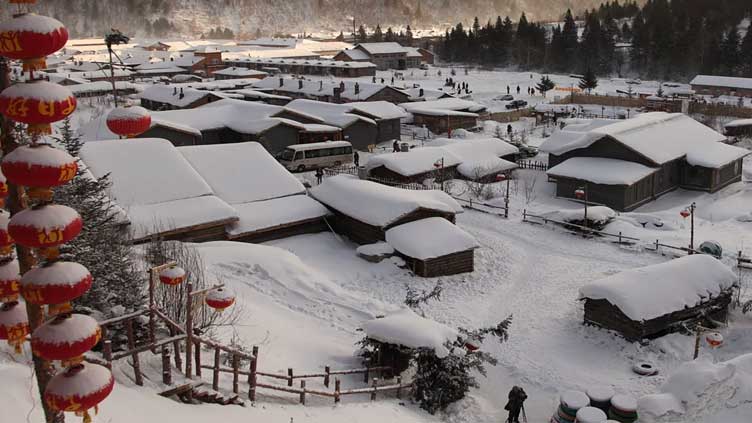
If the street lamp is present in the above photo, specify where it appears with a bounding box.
[575,185,588,231]
[680,202,696,254]
[434,158,445,191]
[601,105,605,118]
[104,29,130,107]
[496,172,511,218]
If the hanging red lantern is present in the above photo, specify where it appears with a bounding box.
[706,332,723,348]
[0,257,20,301]
[0,170,8,208]
[574,189,585,199]
[0,301,29,353]
[680,209,690,218]
[464,335,481,352]
[106,106,152,138]
[21,261,91,309]
[44,363,114,423]
[8,204,82,259]
[0,13,68,72]
[0,81,76,135]
[495,173,506,182]
[1,144,77,201]
[9,1,39,4]
[32,313,101,363]
[205,288,235,312]
[159,265,186,286]
[0,211,14,255]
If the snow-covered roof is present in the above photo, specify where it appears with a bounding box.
[356,42,409,55]
[366,147,463,176]
[135,66,188,75]
[347,101,408,120]
[363,308,459,358]
[338,48,370,61]
[226,195,331,237]
[212,67,267,77]
[127,195,238,241]
[80,138,214,207]
[178,142,305,204]
[547,157,656,185]
[309,175,462,227]
[140,84,219,107]
[68,81,137,95]
[540,112,745,167]
[253,77,399,101]
[690,75,752,90]
[579,254,737,321]
[59,69,134,80]
[386,217,479,260]
[399,98,486,117]
[457,157,517,178]
[439,138,519,161]
[725,118,752,128]
[283,99,376,128]
[226,56,376,69]
[225,89,291,101]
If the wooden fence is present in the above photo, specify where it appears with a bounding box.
[553,93,752,119]
[516,160,548,171]
[488,108,535,123]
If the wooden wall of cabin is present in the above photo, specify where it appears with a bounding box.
[410,249,475,278]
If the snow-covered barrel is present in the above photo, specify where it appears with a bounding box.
[586,386,615,414]
[558,390,590,423]
[608,394,638,423]
[31,313,101,363]
[575,406,607,423]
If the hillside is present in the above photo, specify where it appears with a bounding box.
[5,0,614,38]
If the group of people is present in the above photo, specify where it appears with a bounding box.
[506,85,538,96]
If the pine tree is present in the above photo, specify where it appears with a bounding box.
[336,31,344,41]
[561,9,579,70]
[405,25,414,46]
[741,27,752,77]
[372,24,383,42]
[536,75,555,94]
[53,118,145,316]
[719,27,741,76]
[578,68,598,93]
[385,27,395,42]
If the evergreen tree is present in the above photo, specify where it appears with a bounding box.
[561,9,579,70]
[53,118,144,315]
[405,25,414,46]
[336,31,344,42]
[358,25,367,43]
[719,27,741,76]
[536,75,555,94]
[372,24,383,42]
[741,27,752,77]
[385,27,395,42]
[578,68,598,93]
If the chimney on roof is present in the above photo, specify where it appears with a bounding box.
[279,77,284,87]
[319,80,323,91]
[419,88,424,97]
[298,79,303,89]
[173,87,177,95]
[179,88,185,100]
[354,82,360,96]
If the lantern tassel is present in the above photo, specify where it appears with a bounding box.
[47,301,72,317]
[26,187,54,203]
[82,409,92,423]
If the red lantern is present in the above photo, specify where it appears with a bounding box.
[0,81,77,135]
[45,363,114,423]
[21,261,92,307]
[495,173,506,182]
[0,301,29,353]
[1,144,77,201]
[8,204,82,257]
[106,106,151,138]
[706,332,723,348]
[32,313,101,363]
[205,288,235,312]
[464,335,481,352]
[159,265,186,286]
[0,13,68,72]
[574,189,585,199]
[9,1,38,4]
[0,258,20,301]
[0,170,8,208]
[680,209,690,218]
[0,211,14,255]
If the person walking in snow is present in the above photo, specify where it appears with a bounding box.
[393,140,400,153]
[353,151,360,167]
[315,168,323,184]
[516,85,520,94]
[507,85,510,94]
[505,386,528,423]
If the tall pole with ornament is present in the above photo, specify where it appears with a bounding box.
[0,1,114,423]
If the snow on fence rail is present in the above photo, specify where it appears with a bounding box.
[451,195,509,218]
[516,160,548,171]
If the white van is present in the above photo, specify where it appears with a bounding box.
[278,141,353,172]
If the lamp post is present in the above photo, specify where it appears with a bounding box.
[680,202,696,254]
[601,105,605,118]
[575,185,588,231]
[434,158,445,191]
[496,172,511,218]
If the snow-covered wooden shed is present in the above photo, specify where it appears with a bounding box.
[579,255,737,341]
[385,217,479,277]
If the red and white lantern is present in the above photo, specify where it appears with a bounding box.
[8,204,82,259]
[706,332,723,348]
[0,301,30,353]
[1,144,77,201]
[464,335,481,352]
[205,288,235,312]
[44,363,114,423]
[495,173,506,182]
[0,258,20,301]
[0,211,14,255]
[159,265,186,286]
[0,81,77,135]
[0,13,68,72]
[32,313,101,363]
[574,189,585,199]
[0,169,8,208]
[680,209,690,219]
[106,106,151,138]
[21,261,92,309]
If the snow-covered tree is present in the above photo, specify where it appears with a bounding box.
[536,75,555,95]
[578,68,598,93]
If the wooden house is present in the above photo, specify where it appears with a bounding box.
[193,47,225,76]
[212,67,267,80]
[223,57,377,78]
[542,113,749,211]
[724,119,752,138]
[690,75,752,97]
[253,77,410,105]
[309,175,462,245]
[334,43,421,70]
[365,147,462,184]
[140,84,224,111]
[385,217,478,277]
[579,255,737,341]
[400,98,487,134]
[69,81,138,98]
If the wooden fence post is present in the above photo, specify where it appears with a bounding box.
[363,366,369,383]
[370,378,377,401]
[249,353,258,402]
[185,282,194,379]
[334,378,341,404]
[102,340,113,370]
[212,346,220,391]
[324,366,331,388]
[232,353,240,394]
[169,325,182,371]
[162,345,172,385]
[523,209,527,222]
[125,318,143,386]
[396,376,402,399]
[194,340,202,377]
[299,380,306,405]
[288,368,294,387]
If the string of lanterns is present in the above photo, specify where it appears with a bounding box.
[157,264,236,312]
[0,2,113,422]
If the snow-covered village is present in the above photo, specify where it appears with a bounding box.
[1,1,752,423]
